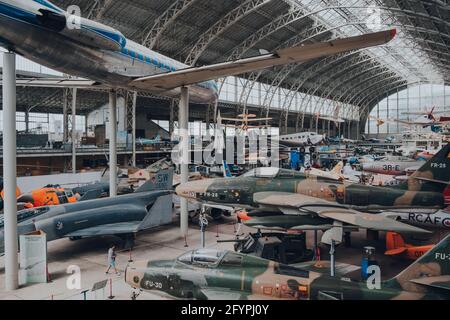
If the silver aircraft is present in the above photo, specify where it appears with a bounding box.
[0,0,396,102]
[0,170,174,254]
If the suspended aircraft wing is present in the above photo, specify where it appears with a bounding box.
[131,30,396,91]
[16,78,105,89]
[253,191,430,234]
[391,119,430,126]
[319,116,345,123]
[220,118,272,122]
[390,118,450,127]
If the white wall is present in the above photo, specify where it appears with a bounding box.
[17,172,103,193]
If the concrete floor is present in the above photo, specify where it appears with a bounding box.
[1,215,448,300]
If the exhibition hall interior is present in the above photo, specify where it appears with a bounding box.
[0,0,449,302]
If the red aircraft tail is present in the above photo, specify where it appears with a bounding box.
[385,232,407,256]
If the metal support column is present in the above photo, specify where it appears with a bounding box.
[377,103,380,137]
[3,52,18,290]
[386,93,390,135]
[169,99,175,138]
[125,91,137,167]
[71,88,77,174]
[132,93,137,167]
[63,91,69,143]
[125,91,137,168]
[396,88,399,134]
[109,90,117,197]
[25,109,29,133]
[179,87,189,240]
[330,240,336,277]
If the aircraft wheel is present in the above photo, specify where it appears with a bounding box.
[210,208,224,221]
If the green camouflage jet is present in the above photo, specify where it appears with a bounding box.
[175,143,450,238]
[125,234,450,300]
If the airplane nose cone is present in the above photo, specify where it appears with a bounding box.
[125,260,147,288]
[175,180,211,199]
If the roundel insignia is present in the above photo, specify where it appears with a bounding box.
[443,218,450,228]
[56,221,64,230]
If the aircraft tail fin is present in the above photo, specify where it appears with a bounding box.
[135,169,174,192]
[384,234,450,293]
[385,232,407,256]
[408,142,450,193]
[330,161,344,175]
[222,160,232,178]
[137,193,173,231]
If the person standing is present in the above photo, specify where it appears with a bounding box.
[105,245,120,275]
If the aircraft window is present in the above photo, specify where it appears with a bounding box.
[275,264,309,278]
[220,252,243,267]
[177,252,193,264]
[65,191,74,198]
[56,191,68,204]
[192,249,223,266]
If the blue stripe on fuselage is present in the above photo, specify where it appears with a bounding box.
[0,1,217,93]
[0,1,40,25]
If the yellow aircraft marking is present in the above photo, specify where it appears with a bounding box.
[241,270,246,291]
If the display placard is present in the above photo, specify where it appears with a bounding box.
[19,230,47,285]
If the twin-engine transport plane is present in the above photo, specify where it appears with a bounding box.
[0,0,396,102]
[176,143,450,239]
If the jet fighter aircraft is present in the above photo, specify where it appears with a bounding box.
[125,234,450,300]
[176,144,450,239]
[0,170,174,254]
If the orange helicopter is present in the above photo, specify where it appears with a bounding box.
[385,232,434,261]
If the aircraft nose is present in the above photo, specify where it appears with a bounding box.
[125,260,147,288]
[175,180,208,199]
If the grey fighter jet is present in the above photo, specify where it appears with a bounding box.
[0,170,174,254]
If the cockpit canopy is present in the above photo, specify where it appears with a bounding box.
[177,249,245,268]
[0,207,51,228]
[177,249,225,267]
[241,167,305,179]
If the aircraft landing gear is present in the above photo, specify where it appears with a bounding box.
[119,234,136,250]
[199,207,208,248]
